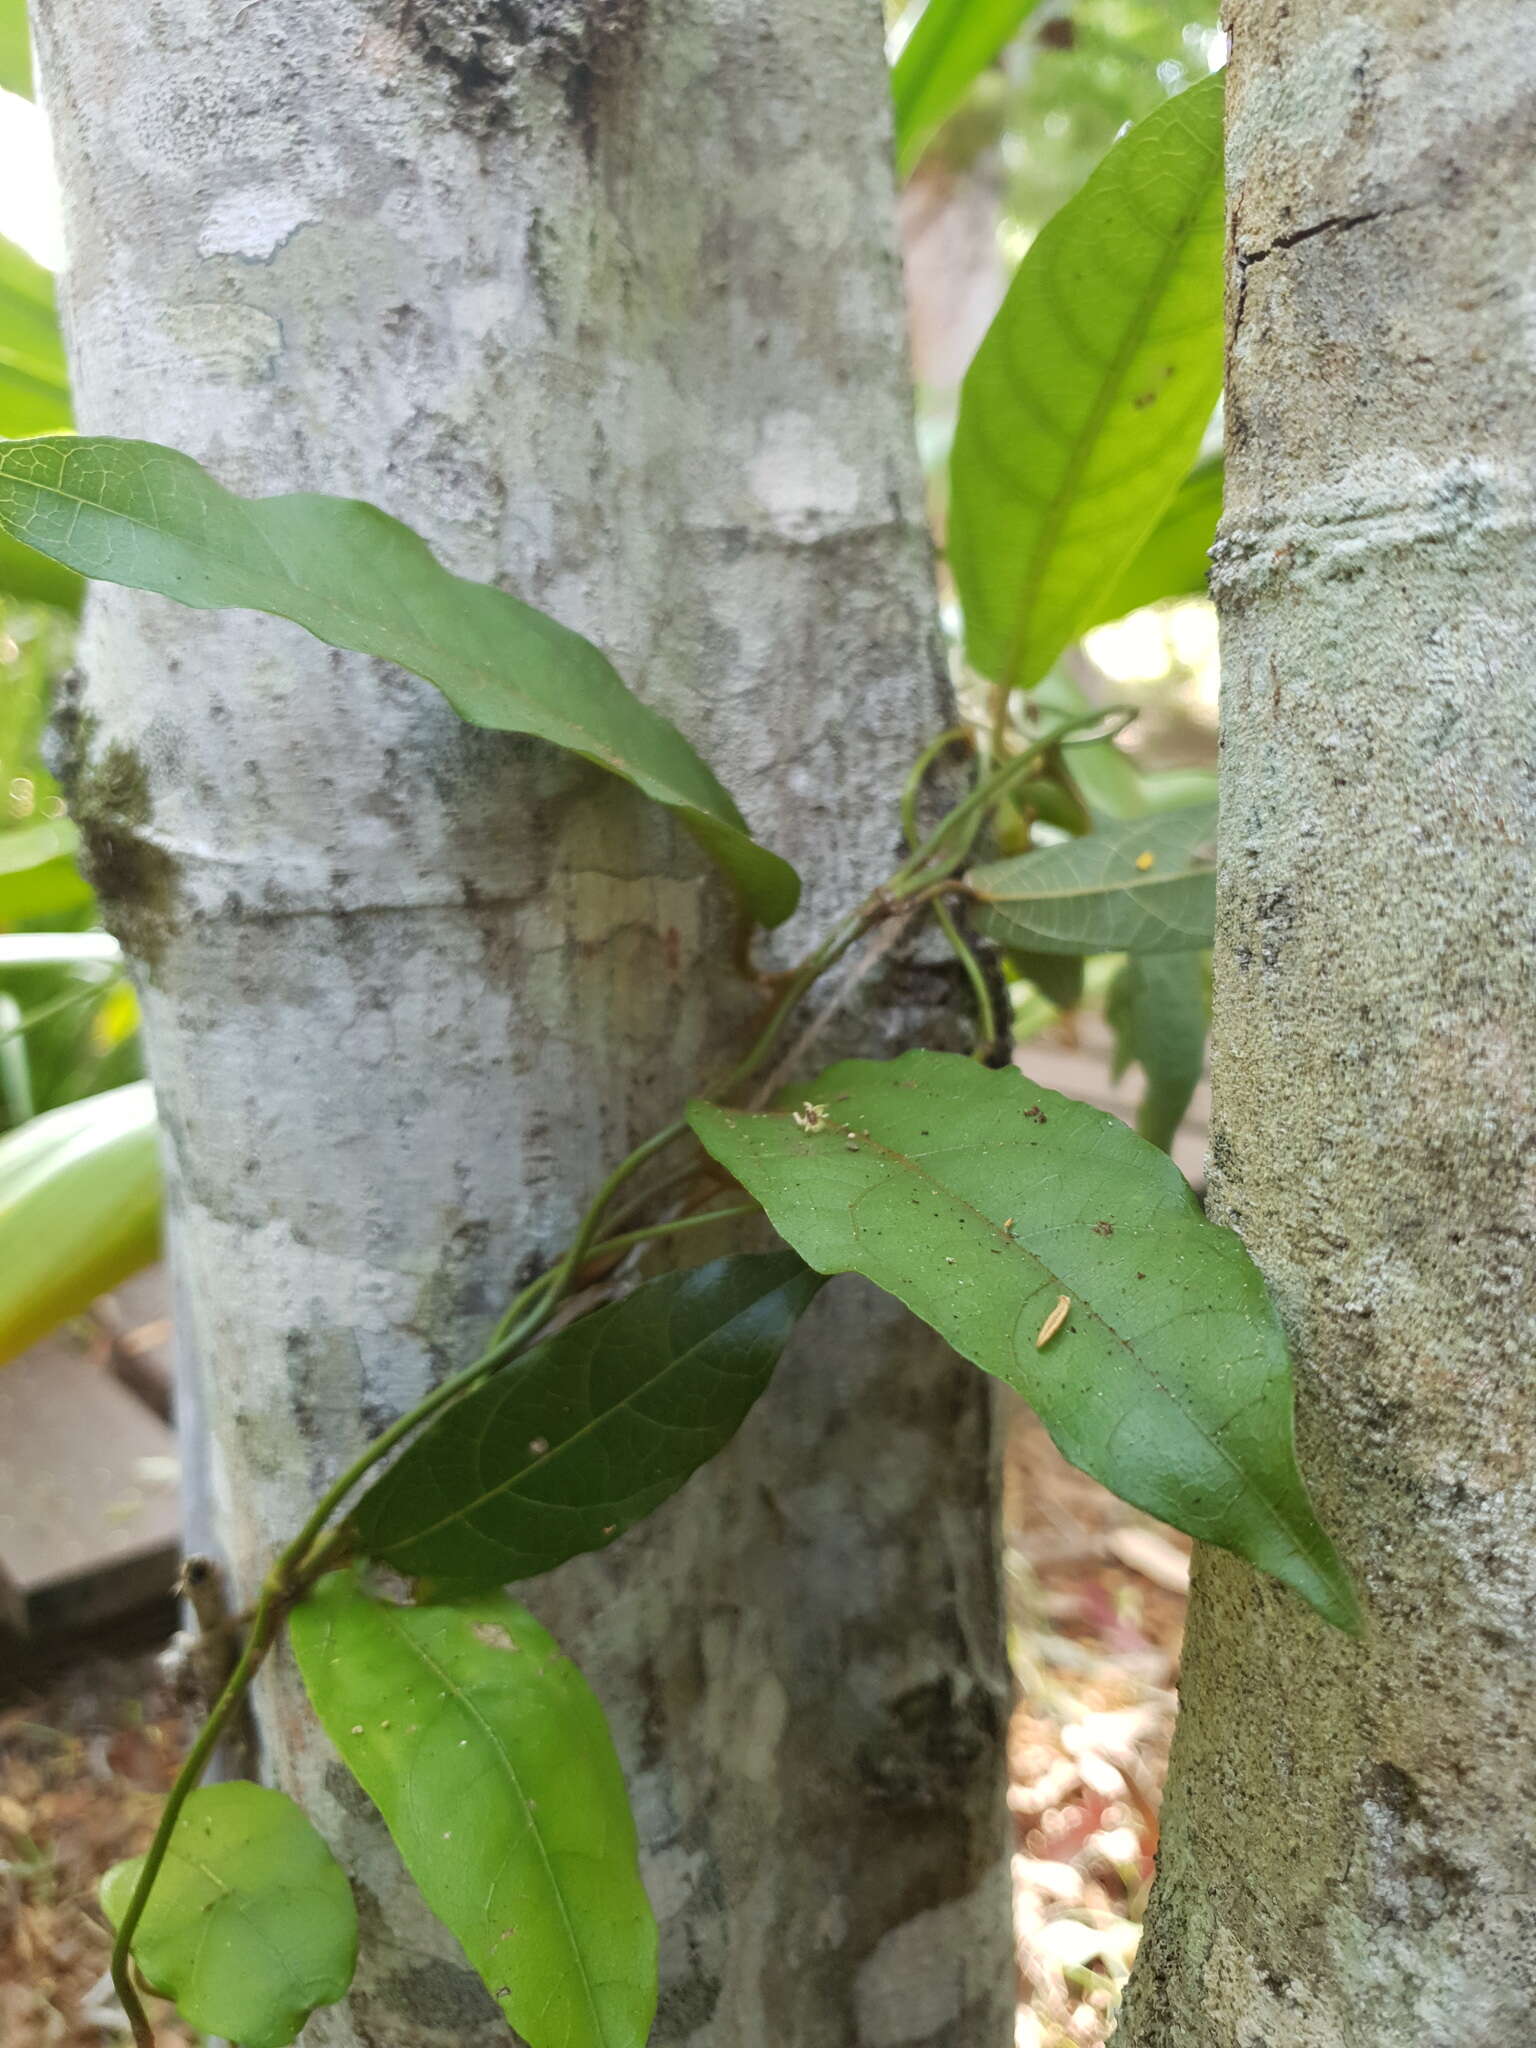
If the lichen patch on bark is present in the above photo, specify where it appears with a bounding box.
[386,0,645,133]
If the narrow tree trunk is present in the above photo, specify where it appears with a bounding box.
[1118,9,1536,2042]
[31,2,1012,2041]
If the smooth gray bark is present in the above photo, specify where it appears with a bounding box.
[31,1,1012,2040]
[1118,6,1536,2042]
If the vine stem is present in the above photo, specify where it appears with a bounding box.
[899,724,997,1057]
[0,978,121,1048]
[107,713,1128,2044]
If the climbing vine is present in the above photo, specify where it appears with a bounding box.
[0,69,1357,2048]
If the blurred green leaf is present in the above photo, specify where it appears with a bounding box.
[0,1080,161,1364]
[0,819,93,925]
[0,236,69,437]
[689,1050,1358,1631]
[1010,949,1120,1043]
[949,72,1224,689]
[0,0,32,98]
[970,800,1216,955]
[892,0,1048,174]
[101,1783,358,2048]
[0,437,800,926]
[1106,948,1208,1150]
[1007,948,1084,1010]
[995,1,1222,241]
[0,525,82,610]
[293,1572,657,2048]
[1079,453,1222,634]
[0,236,81,606]
[0,992,32,1122]
[355,1252,820,1586]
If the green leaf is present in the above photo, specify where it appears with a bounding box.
[0,236,70,438]
[0,819,93,925]
[0,242,81,606]
[1078,453,1222,635]
[0,993,32,1123]
[355,1252,820,1586]
[0,522,83,610]
[891,0,1047,174]
[292,1572,657,2048]
[970,800,1217,956]
[688,1050,1358,1631]
[0,0,32,97]
[0,1080,161,1365]
[100,1782,358,2048]
[1006,948,1084,1011]
[1106,949,1208,1151]
[949,73,1224,689]
[0,438,800,927]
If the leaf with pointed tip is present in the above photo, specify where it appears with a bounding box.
[0,436,799,925]
[1106,949,1208,1152]
[292,1572,657,2048]
[100,1783,358,2048]
[970,801,1217,956]
[891,0,1048,174]
[949,73,1224,689]
[689,1050,1358,1631]
[353,1252,821,1585]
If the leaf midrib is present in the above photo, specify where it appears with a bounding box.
[975,859,1213,906]
[0,456,741,833]
[995,129,1220,687]
[381,1277,792,1556]
[772,1108,1328,1577]
[370,1603,615,2048]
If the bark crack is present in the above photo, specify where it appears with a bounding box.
[1232,203,1423,340]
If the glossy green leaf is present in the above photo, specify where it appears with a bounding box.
[355,1252,820,1586]
[0,438,799,927]
[970,800,1216,956]
[1106,949,1208,1151]
[949,73,1224,689]
[292,1572,657,2048]
[689,1050,1358,1630]
[891,0,1047,174]
[0,1080,161,1364]
[0,0,31,97]
[100,1782,358,2048]
[1079,453,1222,635]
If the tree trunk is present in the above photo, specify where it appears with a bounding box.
[31,2,1012,2041]
[1118,9,1535,2043]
